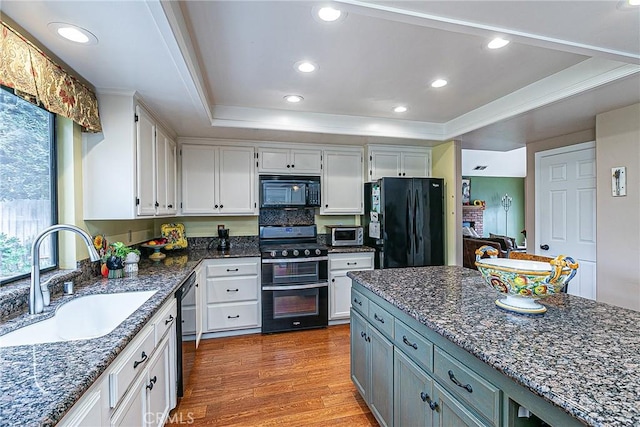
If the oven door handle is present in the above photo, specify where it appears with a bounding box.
[262,282,329,291]
[262,256,328,264]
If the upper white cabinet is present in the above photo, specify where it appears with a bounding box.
[258,146,322,175]
[181,143,257,216]
[83,93,177,219]
[321,147,364,215]
[366,145,431,181]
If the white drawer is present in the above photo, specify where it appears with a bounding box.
[330,253,374,271]
[206,302,260,331]
[109,325,155,408]
[207,276,259,303]
[154,298,177,343]
[206,259,259,278]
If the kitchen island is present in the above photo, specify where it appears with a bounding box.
[348,266,640,427]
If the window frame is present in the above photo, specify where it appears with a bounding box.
[0,86,58,285]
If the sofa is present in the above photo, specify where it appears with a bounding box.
[462,237,508,270]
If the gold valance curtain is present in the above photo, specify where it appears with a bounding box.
[0,21,102,132]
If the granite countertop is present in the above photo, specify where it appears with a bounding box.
[0,247,260,427]
[348,266,640,427]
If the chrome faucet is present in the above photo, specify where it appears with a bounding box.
[30,224,101,314]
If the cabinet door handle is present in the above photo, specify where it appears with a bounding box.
[287,164,291,168]
[227,288,239,292]
[331,278,335,283]
[420,392,438,410]
[228,315,240,319]
[220,204,224,208]
[347,262,357,266]
[154,201,159,207]
[402,335,418,350]
[168,204,173,208]
[373,313,385,324]
[291,164,295,168]
[165,314,174,325]
[353,297,362,306]
[214,204,219,208]
[146,375,157,390]
[133,351,148,369]
[448,370,473,393]
[227,268,239,272]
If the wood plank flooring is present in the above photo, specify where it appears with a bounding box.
[168,324,379,426]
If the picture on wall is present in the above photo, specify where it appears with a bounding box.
[462,178,471,205]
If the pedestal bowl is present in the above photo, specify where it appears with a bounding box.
[475,246,578,314]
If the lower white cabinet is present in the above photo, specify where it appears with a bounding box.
[59,297,177,427]
[329,252,374,320]
[203,257,261,333]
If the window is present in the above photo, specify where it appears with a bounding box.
[0,87,57,284]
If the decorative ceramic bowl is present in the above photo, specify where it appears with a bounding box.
[475,246,578,314]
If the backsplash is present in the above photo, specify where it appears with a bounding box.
[259,208,315,226]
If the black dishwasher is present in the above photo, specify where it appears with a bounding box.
[174,271,196,398]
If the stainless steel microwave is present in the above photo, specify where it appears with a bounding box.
[259,175,321,208]
[326,225,364,247]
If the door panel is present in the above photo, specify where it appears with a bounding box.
[414,178,445,266]
[537,144,596,299]
[381,178,410,268]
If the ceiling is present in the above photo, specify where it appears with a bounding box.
[2,0,639,150]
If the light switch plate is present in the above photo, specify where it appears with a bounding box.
[612,166,626,197]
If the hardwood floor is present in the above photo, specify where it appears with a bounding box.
[168,324,378,426]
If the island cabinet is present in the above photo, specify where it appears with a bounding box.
[180,143,257,216]
[257,146,322,174]
[202,257,261,334]
[83,93,177,219]
[366,145,431,182]
[321,147,364,215]
[58,297,177,427]
[328,252,373,320]
[351,283,585,427]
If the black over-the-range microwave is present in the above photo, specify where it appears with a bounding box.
[259,175,321,208]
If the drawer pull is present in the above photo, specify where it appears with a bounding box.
[226,268,239,272]
[360,331,370,342]
[373,313,385,324]
[146,375,157,391]
[227,315,240,319]
[133,351,148,369]
[420,391,438,411]
[165,314,174,325]
[402,335,418,350]
[227,288,239,292]
[448,370,473,393]
[353,297,362,306]
[347,262,358,266]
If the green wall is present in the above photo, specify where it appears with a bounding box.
[466,177,525,245]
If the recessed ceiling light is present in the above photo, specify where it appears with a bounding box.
[431,79,448,88]
[284,95,304,103]
[487,37,510,49]
[295,61,317,73]
[48,22,98,45]
[317,7,342,22]
[393,106,408,113]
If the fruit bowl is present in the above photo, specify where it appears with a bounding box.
[141,241,168,261]
[475,246,578,314]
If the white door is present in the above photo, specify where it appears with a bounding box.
[322,149,363,214]
[536,142,596,299]
[369,150,401,181]
[136,106,156,216]
[181,145,217,214]
[402,152,430,178]
[290,149,322,174]
[218,146,256,214]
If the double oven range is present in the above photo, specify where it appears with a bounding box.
[260,225,328,333]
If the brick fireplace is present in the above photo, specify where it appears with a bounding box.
[462,206,484,236]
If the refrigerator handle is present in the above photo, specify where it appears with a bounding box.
[414,188,420,255]
[406,189,412,257]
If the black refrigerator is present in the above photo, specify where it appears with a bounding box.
[364,177,444,269]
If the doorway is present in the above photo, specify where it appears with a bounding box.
[535,141,596,299]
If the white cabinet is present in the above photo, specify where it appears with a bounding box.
[329,252,374,320]
[367,145,431,181]
[58,389,104,427]
[321,148,364,215]
[181,144,257,215]
[109,298,177,427]
[258,146,322,174]
[203,257,261,333]
[83,93,177,219]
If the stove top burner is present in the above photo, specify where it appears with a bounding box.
[259,224,326,259]
[260,242,327,259]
